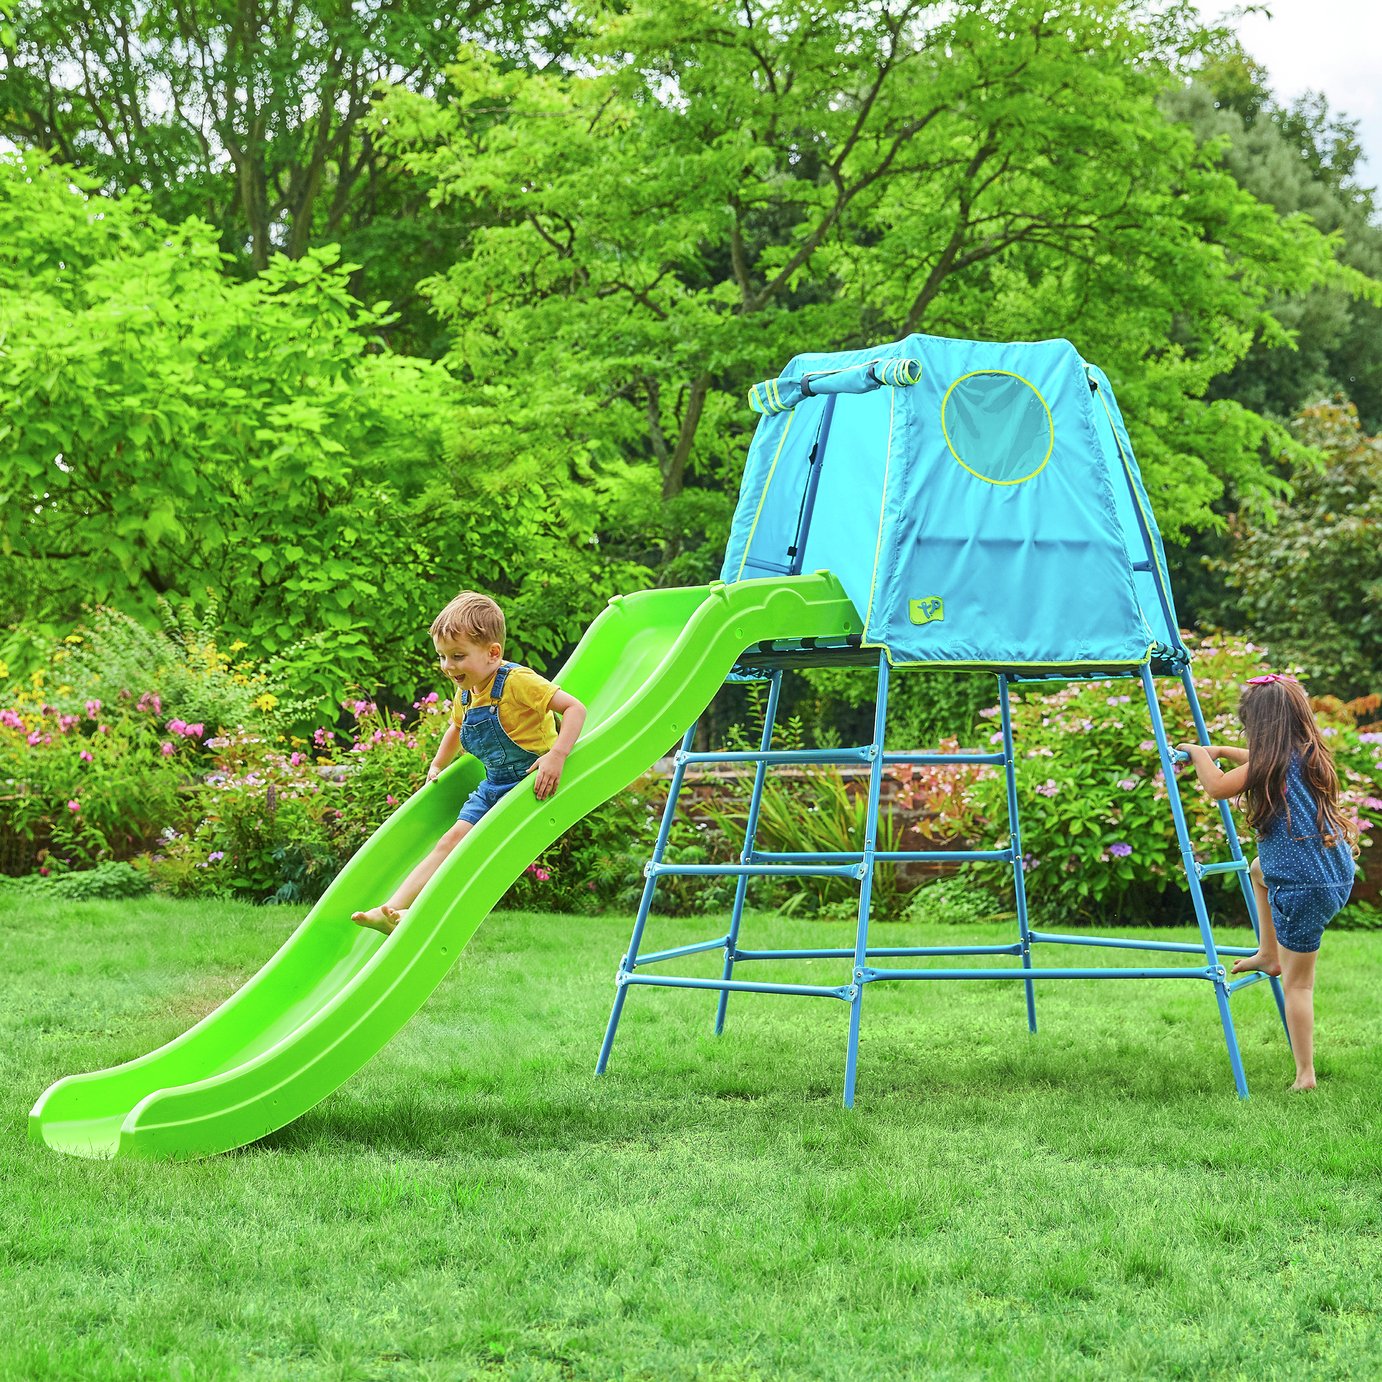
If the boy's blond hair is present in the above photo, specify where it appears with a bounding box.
[430,591,505,649]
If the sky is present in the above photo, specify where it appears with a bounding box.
[1195,0,1381,188]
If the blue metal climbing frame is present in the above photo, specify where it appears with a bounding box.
[595,654,1289,1104]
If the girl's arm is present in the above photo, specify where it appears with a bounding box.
[1206,745,1249,765]
[428,723,462,782]
[1176,742,1248,800]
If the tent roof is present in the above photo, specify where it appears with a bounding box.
[721,333,1182,672]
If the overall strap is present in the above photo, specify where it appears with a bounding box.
[490,662,516,702]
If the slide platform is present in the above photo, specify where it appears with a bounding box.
[30,574,860,1160]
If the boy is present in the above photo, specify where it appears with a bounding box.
[352,591,587,934]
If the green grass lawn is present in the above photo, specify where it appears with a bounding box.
[3,896,1380,1380]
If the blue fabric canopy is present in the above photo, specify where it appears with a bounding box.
[722,333,1182,670]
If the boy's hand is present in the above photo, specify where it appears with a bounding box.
[426,762,444,784]
[531,749,567,800]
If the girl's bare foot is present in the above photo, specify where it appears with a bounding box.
[1290,1075,1317,1092]
[1230,952,1282,976]
[352,904,402,935]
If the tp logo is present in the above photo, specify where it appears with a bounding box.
[909,596,945,625]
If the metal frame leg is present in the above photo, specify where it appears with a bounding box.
[596,722,698,1075]
[716,671,784,1034]
[1180,666,1290,1042]
[843,655,890,1107]
[999,674,1037,1033]
[1141,666,1249,1097]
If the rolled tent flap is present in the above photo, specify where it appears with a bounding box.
[748,357,922,416]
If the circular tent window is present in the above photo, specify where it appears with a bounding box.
[940,370,1054,485]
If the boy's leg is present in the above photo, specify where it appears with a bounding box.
[1277,944,1318,1090]
[1231,857,1282,975]
[353,820,475,933]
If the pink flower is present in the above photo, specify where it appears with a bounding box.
[289,752,304,766]
[67,799,80,812]
[160,741,176,756]
[98,724,110,735]
[80,750,94,762]
[167,718,188,735]
[0,709,22,730]
[186,722,205,738]
[85,699,101,718]
[1035,779,1060,797]
[138,692,162,715]
[27,730,42,746]
[1117,778,1139,791]
[386,794,397,806]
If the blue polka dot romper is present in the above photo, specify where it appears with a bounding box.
[1257,750,1355,953]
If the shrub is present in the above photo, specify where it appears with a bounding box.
[0,694,194,872]
[44,600,312,736]
[967,635,1380,923]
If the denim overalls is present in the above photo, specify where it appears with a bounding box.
[455,664,542,825]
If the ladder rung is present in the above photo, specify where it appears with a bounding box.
[1196,860,1249,879]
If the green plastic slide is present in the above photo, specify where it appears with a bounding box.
[30,575,860,1160]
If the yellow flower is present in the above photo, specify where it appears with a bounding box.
[253,692,279,712]
[229,640,248,654]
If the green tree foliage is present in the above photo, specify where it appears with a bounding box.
[0,0,564,293]
[0,152,458,708]
[1163,48,1382,433]
[1215,400,1382,699]
[372,0,1374,578]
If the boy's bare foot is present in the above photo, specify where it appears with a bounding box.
[352,904,402,935]
[1290,1075,1317,1092]
[1230,952,1282,976]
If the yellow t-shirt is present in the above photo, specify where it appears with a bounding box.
[450,664,559,754]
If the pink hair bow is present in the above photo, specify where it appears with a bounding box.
[1246,674,1293,685]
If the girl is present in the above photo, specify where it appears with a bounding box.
[1178,674,1356,1091]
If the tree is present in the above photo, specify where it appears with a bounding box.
[1216,400,1382,699]
[0,152,460,706]
[371,0,1375,582]
[0,0,564,280]
[1163,51,1382,433]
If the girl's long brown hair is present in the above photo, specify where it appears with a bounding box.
[1239,678,1357,849]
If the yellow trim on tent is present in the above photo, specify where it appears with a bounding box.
[940,370,1054,486]
[734,411,796,582]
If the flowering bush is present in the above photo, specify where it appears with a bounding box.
[43,600,312,735]
[0,693,197,873]
[965,635,1380,923]
[149,696,451,901]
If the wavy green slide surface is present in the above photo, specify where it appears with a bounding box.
[31,575,860,1160]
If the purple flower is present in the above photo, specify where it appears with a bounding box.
[1117,778,1139,791]
[207,851,225,863]
[1035,779,1059,797]
[1106,842,1133,858]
